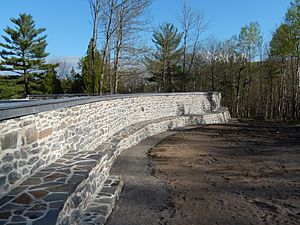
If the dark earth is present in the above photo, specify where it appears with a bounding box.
[107,120,300,225]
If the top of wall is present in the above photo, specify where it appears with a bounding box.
[0,92,219,121]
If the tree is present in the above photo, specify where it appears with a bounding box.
[236,22,263,117]
[89,0,101,95]
[69,68,84,94]
[269,0,300,120]
[40,64,63,94]
[148,23,183,92]
[79,39,102,94]
[285,0,300,119]
[110,0,152,94]
[0,13,49,97]
[98,0,118,94]
[179,0,207,91]
[204,36,223,91]
[0,76,23,99]
[285,0,300,42]
[94,0,152,94]
[237,22,263,62]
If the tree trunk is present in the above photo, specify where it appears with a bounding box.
[22,55,29,97]
[91,38,95,96]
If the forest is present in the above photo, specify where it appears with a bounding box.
[0,0,299,121]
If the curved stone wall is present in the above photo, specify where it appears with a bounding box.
[0,92,228,194]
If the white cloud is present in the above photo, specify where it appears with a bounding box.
[47,56,81,69]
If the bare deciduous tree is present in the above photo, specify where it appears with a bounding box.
[89,0,101,95]
[110,0,152,94]
[179,0,207,91]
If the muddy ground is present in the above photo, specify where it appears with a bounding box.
[107,121,300,225]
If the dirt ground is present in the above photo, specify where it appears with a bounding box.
[107,120,300,225]
[149,121,300,225]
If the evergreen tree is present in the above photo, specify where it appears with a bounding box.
[0,13,49,97]
[40,64,63,94]
[79,39,102,94]
[69,68,84,94]
[147,23,183,92]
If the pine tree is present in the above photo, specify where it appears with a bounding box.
[69,68,84,94]
[147,23,183,92]
[0,13,49,97]
[40,64,63,94]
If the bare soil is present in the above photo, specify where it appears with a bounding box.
[149,121,300,225]
[107,121,300,225]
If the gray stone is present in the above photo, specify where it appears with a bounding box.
[21,136,25,146]
[29,148,41,154]
[18,161,26,167]
[28,203,47,211]
[24,211,43,219]
[32,210,59,225]
[10,185,28,195]
[2,153,14,162]
[28,156,39,165]
[20,149,27,159]
[23,120,33,126]
[72,195,82,208]
[0,176,6,186]
[70,209,81,223]
[32,143,38,148]
[43,193,68,202]
[0,164,13,173]
[30,159,45,175]
[49,201,64,209]
[21,167,29,175]
[60,217,70,225]
[8,172,22,184]
[14,150,21,159]
[1,131,18,150]
[52,143,60,151]
[11,216,26,222]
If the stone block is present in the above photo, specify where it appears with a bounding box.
[2,153,14,162]
[21,167,29,175]
[28,156,39,165]
[13,192,33,204]
[39,127,53,140]
[60,122,67,130]
[1,131,18,150]
[0,164,13,174]
[25,127,38,145]
[0,176,6,186]
[8,171,21,184]
[18,161,26,167]
[14,150,21,159]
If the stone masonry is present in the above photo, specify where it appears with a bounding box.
[0,92,230,225]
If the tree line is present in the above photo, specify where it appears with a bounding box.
[0,0,299,120]
[147,0,299,120]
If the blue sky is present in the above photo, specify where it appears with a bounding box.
[0,0,291,63]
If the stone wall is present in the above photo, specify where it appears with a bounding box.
[0,92,227,194]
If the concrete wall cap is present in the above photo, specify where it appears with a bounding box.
[0,92,219,121]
